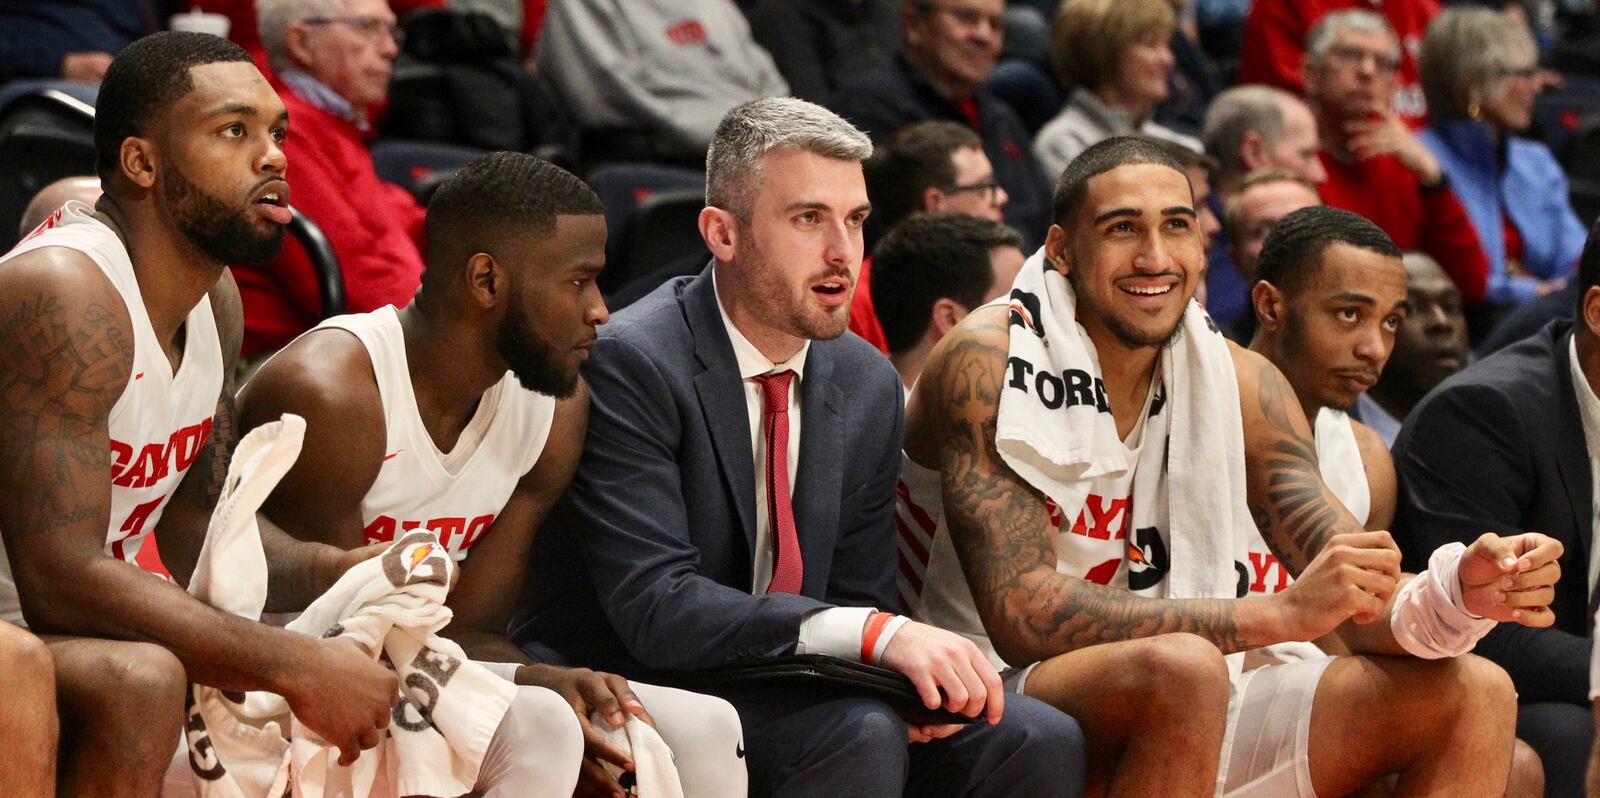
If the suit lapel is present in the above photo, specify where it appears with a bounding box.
[794,347,844,597]
[684,268,759,558]
[1552,327,1593,572]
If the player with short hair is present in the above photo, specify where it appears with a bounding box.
[0,31,396,795]
[237,151,747,798]
[905,136,1561,797]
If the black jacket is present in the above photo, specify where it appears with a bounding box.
[1393,320,1593,704]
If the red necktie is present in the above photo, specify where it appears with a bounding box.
[754,370,803,594]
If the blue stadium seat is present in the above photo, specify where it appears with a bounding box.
[588,161,704,292]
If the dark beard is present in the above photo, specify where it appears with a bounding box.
[497,294,577,398]
[162,163,283,265]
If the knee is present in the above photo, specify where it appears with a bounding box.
[92,643,187,740]
[0,627,53,693]
[697,694,743,749]
[1447,655,1518,720]
[1507,738,1544,798]
[514,685,583,757]
[1126,634,1229,709]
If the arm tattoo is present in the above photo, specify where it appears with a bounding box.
[1246,364,1354,574]
[936,326,1246,659]
[198,390,239,509]
[0,294,128,540]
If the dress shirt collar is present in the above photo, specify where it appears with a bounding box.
[712,267,810,383]
[278,68,367,130]
[1570,335,1600,454]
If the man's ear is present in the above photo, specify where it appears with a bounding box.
[1582,284,1600,341]
[118,137,158,190]
[929,297,968,342]
[1239,130,1268,172]
[1250,280,1285,332]
[699,206,738,264]
[284,21,317,70]
[465,252,502,308]
[1044,224,1071,277]
[922,187,947,212]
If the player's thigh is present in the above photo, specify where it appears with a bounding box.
[1022,634,1230,729]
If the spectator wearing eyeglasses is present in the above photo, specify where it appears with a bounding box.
[1238,0,1438,127]
[1302,9,1490,316]
[829,0,1053,247]
[848,120,1009,352]
[1418,8,1584,320]
[239,0,426,358]
[1031,0,1200,183]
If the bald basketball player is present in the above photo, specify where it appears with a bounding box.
[0,32,394,796]
[237,152,747,798]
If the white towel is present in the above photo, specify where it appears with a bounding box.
[182,414,516,798]
[593,713,685,798]
[997,248,1254,631]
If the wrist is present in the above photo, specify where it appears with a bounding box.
[1241,594,1297,648]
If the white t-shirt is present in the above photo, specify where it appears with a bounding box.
[0,201,223,625]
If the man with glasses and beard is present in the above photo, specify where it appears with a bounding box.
[237,152,749,798]
[0,32,396,796]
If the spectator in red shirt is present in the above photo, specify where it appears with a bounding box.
[241,0,427,356]
[1238,0,1438,127]
[1302,9,1489,307]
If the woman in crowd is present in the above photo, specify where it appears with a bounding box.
[1418,7,1586,312]
[1033,0,1200,180]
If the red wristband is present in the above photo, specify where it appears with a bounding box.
[860,611,895,665]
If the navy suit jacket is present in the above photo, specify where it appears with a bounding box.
[1392,320,1594,704]
[510,268,905,674]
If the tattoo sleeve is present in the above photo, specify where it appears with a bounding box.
[0,294,127,541]
[1243,362,1363,575]
[934,324,1249,662]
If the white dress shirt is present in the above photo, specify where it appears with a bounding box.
[714,272,906,661]
[1566,336,1600,601]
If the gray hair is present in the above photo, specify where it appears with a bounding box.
[1202,85,1295,180]
[706,97,873,221]
[1420,8,1538,121]
[257,0,345,72]
[1306,9,1398,59]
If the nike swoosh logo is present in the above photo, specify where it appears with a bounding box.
[383,449,404,461]
[736,743,744,758]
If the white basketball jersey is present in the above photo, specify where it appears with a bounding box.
[899,381,1171,668]
[1241,407,1371,600]
[313,306,555,561]
[0,201,223,625]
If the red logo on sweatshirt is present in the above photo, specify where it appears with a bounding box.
[665,19,707,46]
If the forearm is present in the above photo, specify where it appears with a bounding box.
[24,556,312,694]
[260,516,344,613]
[985,571,1287,664]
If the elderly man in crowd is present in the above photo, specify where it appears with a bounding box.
[241,0,426,357]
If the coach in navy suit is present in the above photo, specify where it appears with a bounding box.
[511,97,1084,797]
[1392,220,1600,798]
